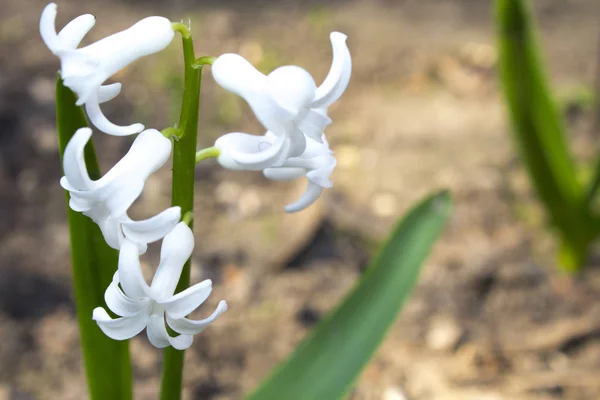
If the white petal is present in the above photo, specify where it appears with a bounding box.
[266,66,317,113]
[212,53,267,98]
[97,83,122,103]
[231,133,290,169]
[307,167,335,188]
[94,214,125,250]
[67,194,94,212]
[104,177,145,218]
[121,206,181,245]
[118,239,151,299]
[311,32,352,108]
[160,280,212,319]
[285,181,324,213]
[212,54,295,135]
[85,94,144,136]
[146,313,193,350]
[150,222,194,300]
[40,3,60,54]
[102,129,172,182]
[263,167,306,182]
[288,129,307,158]
[79,17,175,76]
[104,274,149,317]
[215,132,290,170]
[60,51,100,105]
[57,14,95,50]
[61,127,93,190]
[167,300,228,335]
[57,17,174,106]
[306,154,336,188]
[297,108,331,142]
[93,307,149,341]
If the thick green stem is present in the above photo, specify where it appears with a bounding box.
[159,32,202,400]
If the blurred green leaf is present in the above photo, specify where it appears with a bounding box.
[56,77,132,400]
[496,0,594,271]
[249,191,451,400]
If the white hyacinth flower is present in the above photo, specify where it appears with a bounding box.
[212,32,351,167]
[93,222,227,350]
[264,133,336,212]
[40,3,175,136]
[60,127,179,253]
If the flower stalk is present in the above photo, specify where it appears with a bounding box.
[195,146,220,163]
[160,28,202,400]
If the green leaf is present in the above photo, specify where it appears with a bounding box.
[56,77,132,400]
[496,0,594,270]
[248,191,451,400]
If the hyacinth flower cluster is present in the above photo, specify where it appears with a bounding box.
[41,2,351,350]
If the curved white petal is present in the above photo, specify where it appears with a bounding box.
[85,94,144,136]
[288,129,308,158]
[118,239,151,299]
[307,166,335,188]
[284,181,324,213]
[61,127,93,190]
[93,307,149,341]
[61,51,100,105]
[212,54,295,135]
[266,66,317,114]
[103,129,172,181]
[263,167,306,182]
[97,83,122,104]
[212,53,267,98]
[57,14,95,50]
[94,214,125,250]
[63,173,145,220]
[167,300,228,336]
[230,132,290,169]
[146,313,193,350]
[104,177,146,218]
[79,17,175,78]
[297,108,331,142]
[311,32,352,108]
[105,274,149,317]
[160,280,212,319]
[121,206,181,245]
[40,3,61,54]
[150,222,194,300]
[215,132,290,170]
[67,193,94,212]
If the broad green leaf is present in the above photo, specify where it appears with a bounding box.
[249,191,451,400]
[56,77,132,400]
[496,0,594,270]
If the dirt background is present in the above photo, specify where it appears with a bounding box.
[1,0,600,399]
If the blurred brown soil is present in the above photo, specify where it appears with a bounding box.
[1,0,600,399]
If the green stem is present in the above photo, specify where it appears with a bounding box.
[159,30,202,400]
[192,56,216,69]
[182,211,194,226]
[195,146,220,163]
[161,127,180,139]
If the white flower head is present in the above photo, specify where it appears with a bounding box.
[60,127,180,253]
[40,3,175,136]
[93,222,227,350]
[212,32,351,167]
[263,133,336,213]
